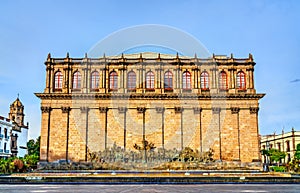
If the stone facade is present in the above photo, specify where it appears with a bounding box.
[35,52,264,163]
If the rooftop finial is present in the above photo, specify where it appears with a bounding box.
[194,53,197,59]
[212,53,215,58]
[249,53,253,60]
[85,53,88,58]
[17,93,19,99]
[66,52,69,58]
[158,53,161,59]
[231,53,233,58]
[121,53,124,58]
[47,53,51,59]
[103,53,106,58]
[176,52,179,59]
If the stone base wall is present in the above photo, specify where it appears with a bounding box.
[40,97,261,163]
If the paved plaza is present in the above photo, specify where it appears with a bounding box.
[1,184,300,193]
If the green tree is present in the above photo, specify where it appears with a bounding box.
[294,144,300,160]
[268,148,286,166]
[27,136,40,156]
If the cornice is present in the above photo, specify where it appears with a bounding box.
[35,92,265,100]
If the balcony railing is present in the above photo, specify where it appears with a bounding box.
[0,149,3,153]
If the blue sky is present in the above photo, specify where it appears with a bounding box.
[0,0,300,139]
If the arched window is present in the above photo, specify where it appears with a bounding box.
[54,71,63,89]
[219,71,227,90]
[146,71,155,90]
[91,71,100,89]
[237,71,246,90]
[72,71,81,89]
[109,71,118,90]
[200,71,209,90]
[164,71,173,90]
[127,71,136,90]
[182,71,191,90]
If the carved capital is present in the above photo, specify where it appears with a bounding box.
[80,107,89,113]
[212,107,221,114]
[250,107,259,114]
[61,106,71,113]
[155,107,165,113]
[230,107,240,114]
[193,107,202,114]
[137,107,146,113]
[118,107,127,113]
[41,106,51,113]
[174,107,184,113]
[99,107,108,113]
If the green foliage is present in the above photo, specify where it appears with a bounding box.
[27,136,40,157]
[24,154,39,167]
[268,149,286,163]
[294,144,300,160]
[270,166,287,172]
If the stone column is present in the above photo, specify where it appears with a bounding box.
[231,107,240,160]
[61,107,71,162]
[80,107,89,161]
[212,107,221,160]
[194,107,202,152]
[175,107,184,150]
[40,107,51,162]
[99,107,108,150]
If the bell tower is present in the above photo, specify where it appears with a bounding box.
[9,97,25,126]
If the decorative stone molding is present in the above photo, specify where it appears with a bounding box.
[41,106,51,113]
[61,106,71,113]
[230,107,240,114]
[118,107,127,113]
[250,107,259,114]
[193,107,202,114]
[137,107,146,113]
[80,107,89,113]
[99,107,108,113]
[155,107,165,113]
[212,107,221,114]
[174,107,183,113]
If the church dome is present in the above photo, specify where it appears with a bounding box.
[11,97,24,107]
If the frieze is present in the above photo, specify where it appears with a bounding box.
[41,106,51,113]
[61,106,71,113]
[193,107,202,114]
[250,107,259,114]
[174,107,184,113]
[212,107,221,114]
[230,107,240,114]
[137,107,146,113]
[80,107,89,113]
[155,107,165,113]
[118,107,127,113]
[99,107,108,113]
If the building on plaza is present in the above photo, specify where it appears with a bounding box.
[0,97,29,159]
[0,116,12,158]
[35,52,265,163]
[260,128,300,163]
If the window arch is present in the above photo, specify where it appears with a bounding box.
[219,71,227,90]
[146,71,155,89]
[200,71,209,90]
[127,71,136,90]
[54,71,63,89]
[237,71,246,90]
[182,71,191,90]
[72,71,81,89]
[109,71,118,90]
[91,71,100,89]
[164,71,173,89]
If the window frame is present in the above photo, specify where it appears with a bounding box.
[90,71,100,91]
[146,71,155,90]
[164,71,173,90]
[127,71,136,91]
[200,71,209,90]
[219,71,228,90]
[237,71,246,90]
[109,71,118,91]
[182,71,191,90]
[54,71,63,90]
[72,71,81,90]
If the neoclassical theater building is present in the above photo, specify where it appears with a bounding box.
[35,52,264,163]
